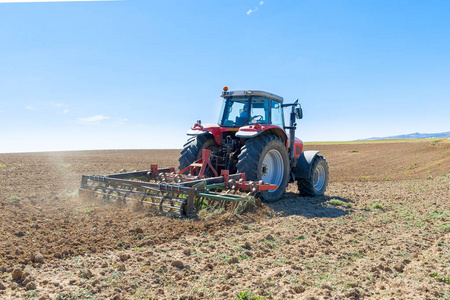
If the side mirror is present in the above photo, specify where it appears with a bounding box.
[295,107,303,119]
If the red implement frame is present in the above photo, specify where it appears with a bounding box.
[179,149,218,178]
[163,150,277,192]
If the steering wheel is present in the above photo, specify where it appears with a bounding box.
[251,115,264,123]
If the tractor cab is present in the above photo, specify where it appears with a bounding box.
[219,88,285,129]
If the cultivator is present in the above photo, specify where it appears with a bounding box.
[79,150,277,217]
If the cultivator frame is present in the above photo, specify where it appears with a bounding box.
[79,150,277,217]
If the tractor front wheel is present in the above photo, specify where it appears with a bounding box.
[237,135,290,202]
[297,156,329,196]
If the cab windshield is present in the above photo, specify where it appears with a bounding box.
[219,96,281,127]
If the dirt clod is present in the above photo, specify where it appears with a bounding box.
[393,263,405,273]
[25,282,36,291]
[11,268,23,280]
[34,252,45,263]
[117,263,126,272]
[119,253,129,261]
[292,286,305,294]
[171,260,184,268]
[229,257,239,264]
[79,269,93,279]
[265,234,274,241]
[10,282,19,290]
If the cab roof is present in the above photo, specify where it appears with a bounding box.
[221,90,283,103]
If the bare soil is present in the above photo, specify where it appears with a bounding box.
[0,139,449,299]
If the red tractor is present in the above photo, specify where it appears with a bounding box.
[179,87,329,202]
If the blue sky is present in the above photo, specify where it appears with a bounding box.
[1,0,449,153]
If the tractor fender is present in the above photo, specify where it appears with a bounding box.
[235,130,261,139]
[187,124,223,145]
[236,126,288,143]
[295,151,323,179]
[186,129,211,136]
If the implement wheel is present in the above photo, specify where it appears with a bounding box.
[237,135,290,202]
[178,135,218,174]
[297,156,329,196]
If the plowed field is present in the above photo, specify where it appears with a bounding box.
[0,139,449,299]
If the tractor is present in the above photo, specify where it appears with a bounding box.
[178,87,329,202]
[80,87,329,217]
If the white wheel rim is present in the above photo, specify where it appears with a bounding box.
[261,149,284,192]
[313,164,326,191]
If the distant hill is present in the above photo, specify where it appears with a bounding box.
[357,131,450,141]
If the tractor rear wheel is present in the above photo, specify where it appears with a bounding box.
[237,135,290,202]
[178,135,218,174]
[297,156,329,196]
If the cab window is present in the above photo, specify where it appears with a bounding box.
[271,100,284,128]
[220,97,249,126]
[250,97,269,124]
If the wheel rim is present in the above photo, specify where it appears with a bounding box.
[261,149,284,192]
[313,164,326,191]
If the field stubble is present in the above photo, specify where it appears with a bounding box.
[0,140,449,299]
